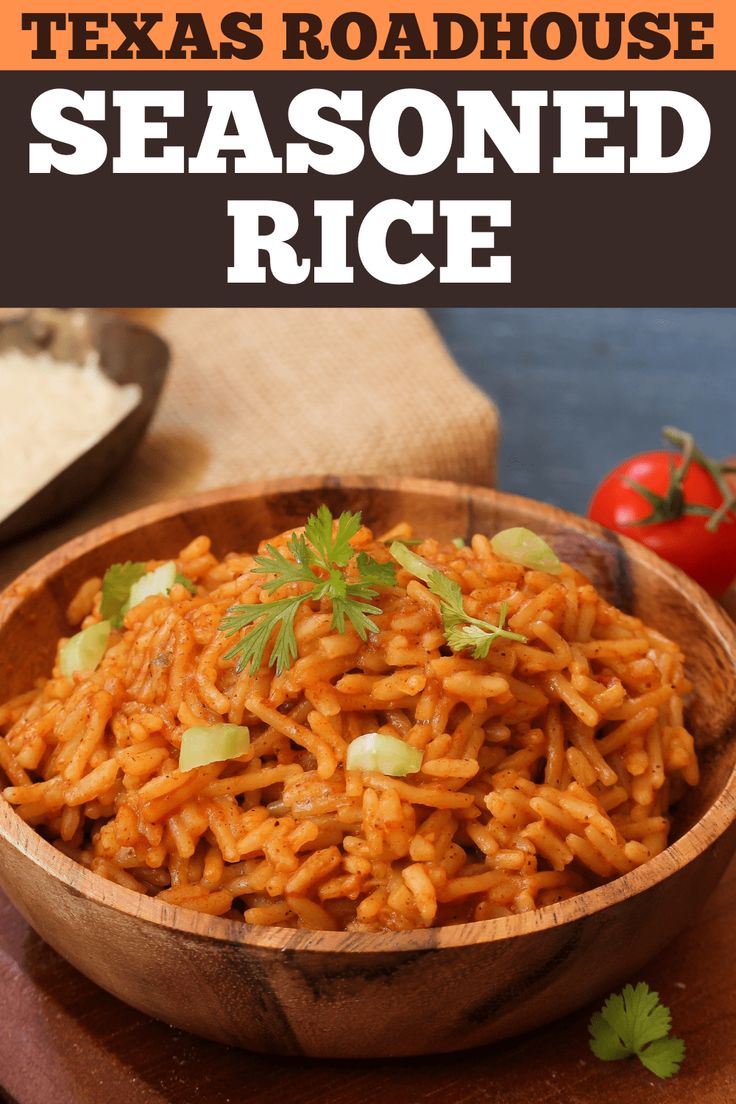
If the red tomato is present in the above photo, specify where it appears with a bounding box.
[589,450,736,596]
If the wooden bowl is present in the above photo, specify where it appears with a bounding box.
[0,309,169,544]
[0,476,734,1059]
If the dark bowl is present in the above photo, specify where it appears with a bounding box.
[0,309,169,544]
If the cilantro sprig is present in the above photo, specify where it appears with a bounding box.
[221,506,396,675]
[390,541,527,658]
[589,983,685,1080]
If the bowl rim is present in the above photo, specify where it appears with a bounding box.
[1,473,735,955]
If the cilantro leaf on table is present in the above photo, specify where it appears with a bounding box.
[589,983,685,1080]
[638,1036,686,1080]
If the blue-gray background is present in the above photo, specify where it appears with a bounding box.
[431,308,734,514]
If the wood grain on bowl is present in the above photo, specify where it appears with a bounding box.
[0,476,735,1059]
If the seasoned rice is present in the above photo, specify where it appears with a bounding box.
[0,522,699,931]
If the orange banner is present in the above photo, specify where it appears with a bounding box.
[0,2,731,71]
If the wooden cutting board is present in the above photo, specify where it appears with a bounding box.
[0,856,734,1104]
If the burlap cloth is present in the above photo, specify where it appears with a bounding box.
[0,308,498,587]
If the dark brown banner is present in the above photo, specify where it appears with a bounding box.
[0,71,732,306]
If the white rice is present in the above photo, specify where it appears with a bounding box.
[0,349,141,521]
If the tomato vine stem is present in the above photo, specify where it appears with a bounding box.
[624,427,736,532]
[662,427,736,532]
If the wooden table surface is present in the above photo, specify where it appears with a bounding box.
[1,855,734,1104]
